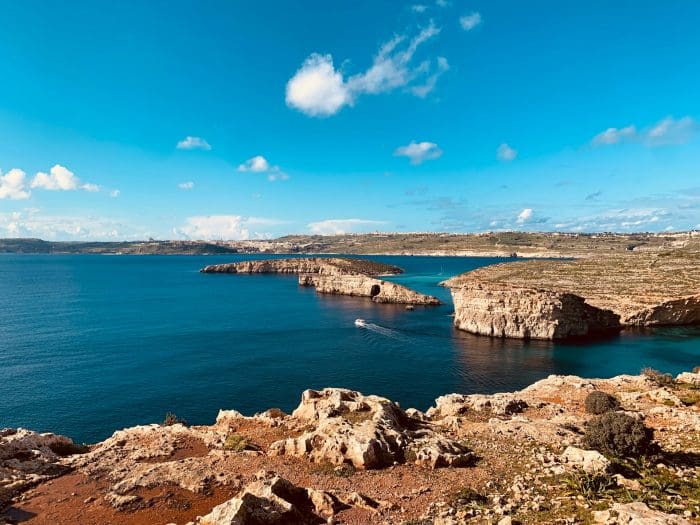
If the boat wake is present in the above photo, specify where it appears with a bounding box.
[354,319,406,340]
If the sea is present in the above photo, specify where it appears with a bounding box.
[1,254,698,443]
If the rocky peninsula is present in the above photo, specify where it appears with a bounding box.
[201,257,441,306]
[443,248,700,340]
[2,368,700,524]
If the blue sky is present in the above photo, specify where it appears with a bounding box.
[1,1,699,240]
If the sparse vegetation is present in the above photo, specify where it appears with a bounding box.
[312,461,356,477]
[583,412,654,458]
[162,412,186,426]
[562,469,618,503]
[450,487,488,509]
[223,433,250,452]
[584,391,621,414]
[642,368,675,387]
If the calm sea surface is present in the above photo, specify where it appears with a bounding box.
[1,254,698,443]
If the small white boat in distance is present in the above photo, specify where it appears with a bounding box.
[354,318,366,327]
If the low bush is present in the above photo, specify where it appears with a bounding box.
[162,412,186,426]
[583,412,654,458]
[584,391,621,415]
[641,368,675,387]
[223,433,250,452]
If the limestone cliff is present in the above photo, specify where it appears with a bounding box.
[298,274,441,305]
[200,257,402,277]
[202,257,441,306]
[444,250,700,340]
[448,281,619,340]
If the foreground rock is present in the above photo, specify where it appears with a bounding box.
[444,249,700,339]
[2,370,699,524]
[0,429,80,509]
[269,388,473,469]
[202,257,441,306]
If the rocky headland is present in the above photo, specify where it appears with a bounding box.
[201,257,441,306]
[2,368,700,524]
[443,248,700,340]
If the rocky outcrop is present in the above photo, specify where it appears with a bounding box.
[203,257,441,306]
[444,251,700,340]
[200,257,402,277]
[447,281,619,340]
[298,274,441,305]
[0,429,79,508]
[197,470,381,525]
[269,388,472,469]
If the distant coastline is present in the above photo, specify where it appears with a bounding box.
[1,231,698,257]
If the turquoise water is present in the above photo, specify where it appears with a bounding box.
[1,254,698,443]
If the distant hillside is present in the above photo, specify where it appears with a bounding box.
[1,231,697,256]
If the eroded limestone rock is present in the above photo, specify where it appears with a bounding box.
[269,388,472,469]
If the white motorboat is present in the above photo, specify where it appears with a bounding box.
[354,318,366,327]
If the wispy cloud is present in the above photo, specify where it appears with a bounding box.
[237,155,289,182]
[394,141,443,164]
[286,23,446,117]
[0,209,127,240]
[0,169,31,200]
[497,143,517,161]
[459,12,482,31]
[176,136,211,151]
[175,215,283,240]
[307,218,386,235]
[178,181,194,190]
[591,116,695,147]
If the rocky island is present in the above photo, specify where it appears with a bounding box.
[443,247,700,340]
[2,368,699,524]
[201,257,442,306]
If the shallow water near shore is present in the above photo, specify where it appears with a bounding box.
[1,253,698,443]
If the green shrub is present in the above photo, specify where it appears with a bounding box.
[641,368,675,387]
[584,391,621,415]
[223,433,250,452]
[162,412,186,426]
[583,412,654,458]
[563,469,617,502]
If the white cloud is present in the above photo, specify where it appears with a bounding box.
[0,209,126,240]
[237,156,289,182]
[237,155,271,173]
[645,116,695,146]
[110,190,121,198]
[516,208,533,225]
[394,141,443,164]
[411,56,449,98]
[591,125,636,146]
[0,169,31,200]
[286,24,445,117]
[411,4,428,12]
[178,181,195,190]
[307,218,386,235]
[497,143,517,161]
[459,12,482,31]
[175,215,281,240]
[176,136,211,150]
[31,164,98,193]
[591,116,695,147]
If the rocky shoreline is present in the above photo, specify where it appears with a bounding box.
[443,249,700,340]
[2,369,700,524]
[201,257,441,306]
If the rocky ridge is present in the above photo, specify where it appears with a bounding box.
[201,257,441,306]
[2,369,700,524]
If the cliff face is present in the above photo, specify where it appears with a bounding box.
[299,274,441,305]
[200,257,402,277]
[445,250,700,340]
[202,257,441,306]
[449,282,620,340]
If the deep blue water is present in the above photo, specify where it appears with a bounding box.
[1,254,698,443]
